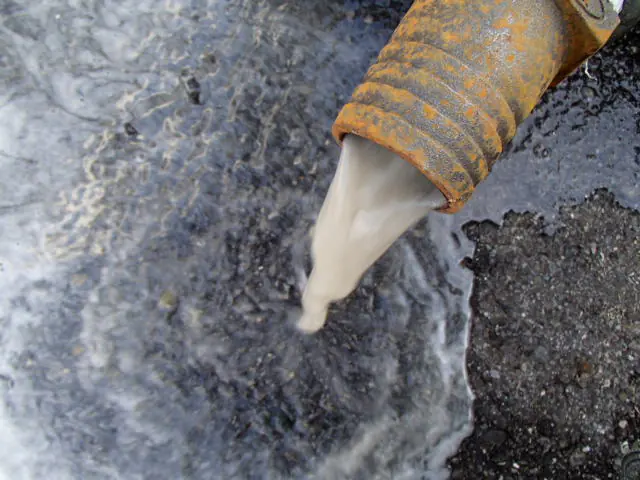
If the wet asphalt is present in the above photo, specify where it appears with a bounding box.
[447,25,640,479]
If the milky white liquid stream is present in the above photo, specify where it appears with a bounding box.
[298,134,446,333]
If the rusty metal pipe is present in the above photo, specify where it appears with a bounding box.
[332,0,620,213]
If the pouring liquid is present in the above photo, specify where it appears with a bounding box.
[298,134,446,333]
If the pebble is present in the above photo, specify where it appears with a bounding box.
[158,290,179,313]
[479,429,507,450]
[621,440,630,455]
[569,450,587,467]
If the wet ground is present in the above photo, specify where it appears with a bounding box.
[445,25,640,480]
[0,1,638,479]
[0,2,471,478]
[450,190,640,479]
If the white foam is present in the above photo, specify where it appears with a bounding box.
[609,0,625,13]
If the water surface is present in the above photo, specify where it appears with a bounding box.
[0,1,474,478]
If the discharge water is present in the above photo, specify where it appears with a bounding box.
[298,134,447,333]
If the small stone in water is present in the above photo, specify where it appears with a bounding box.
[158,290,179,312]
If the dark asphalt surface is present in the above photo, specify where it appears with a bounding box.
[447,26,640,479]
[451,190,640,479]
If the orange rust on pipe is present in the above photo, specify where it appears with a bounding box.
[332,0,619,213]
